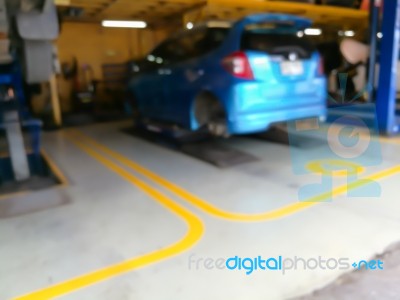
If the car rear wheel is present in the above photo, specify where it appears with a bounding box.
[194,93,229,137]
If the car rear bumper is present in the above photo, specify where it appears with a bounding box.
[228,103,327,134]
[223,78,327,134]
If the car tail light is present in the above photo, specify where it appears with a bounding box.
[222,51,254,80]
[317,56,324,76]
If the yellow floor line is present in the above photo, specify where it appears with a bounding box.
[71,130,400,222]
[14,138,204,300]
[15,129,400,299]
[379,136,400,145]
[0,191,27,201]
[41,150,69,187]
[309,124,400,145]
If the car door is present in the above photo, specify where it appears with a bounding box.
[158,32,203,124]
[134,41,176,120]
[161,28,228,126]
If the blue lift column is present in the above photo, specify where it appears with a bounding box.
[376,0,400,135]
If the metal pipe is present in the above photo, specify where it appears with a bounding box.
[367,0,379,103]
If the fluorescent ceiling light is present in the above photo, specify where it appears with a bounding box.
[344,30,355,37]
[186,22,194,30]
[207,21,232,28]
[304,28,322,36]
[338,30,355,37]
[102,20,147,28]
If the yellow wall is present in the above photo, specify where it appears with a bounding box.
[55,22,169,112]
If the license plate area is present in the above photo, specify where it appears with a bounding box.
[280,61,304,76]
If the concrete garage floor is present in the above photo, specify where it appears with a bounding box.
[297,242,400,300]
[1,121,400,300]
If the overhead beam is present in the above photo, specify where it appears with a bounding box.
[148,1,207,28]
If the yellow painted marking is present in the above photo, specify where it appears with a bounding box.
[15,129,400,299]
[306,159,365,177]
[0,150,33,158]
[320,123,400,145]
[0,151,11,158]
[71,130,400,221]
[380,136,400,145]
[0,191,27,201]
[14,138,204,300]
[41,150,69,187]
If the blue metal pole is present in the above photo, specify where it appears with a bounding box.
[367,0,379,102]
[376,0,400,135]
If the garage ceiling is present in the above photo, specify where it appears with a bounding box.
[57,0,368,29]
[57,0,207,24]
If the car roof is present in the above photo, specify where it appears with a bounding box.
[171,14,311,39]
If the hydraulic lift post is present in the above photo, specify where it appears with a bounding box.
[376,0,400,135]
[0,88,30,181]
[367,0,379,103]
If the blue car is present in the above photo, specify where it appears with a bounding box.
[128,14,327,136]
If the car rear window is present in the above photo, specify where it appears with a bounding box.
[149,27,230,65]
[241,30,316,59]
[179,27,230,59]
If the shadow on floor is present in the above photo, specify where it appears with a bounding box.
[120,126,260,168]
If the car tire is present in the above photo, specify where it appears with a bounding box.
[194,93,229,137]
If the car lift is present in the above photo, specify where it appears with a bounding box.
[0,59,42,183]
[328,0,400,136]
[375,0,400,135]
[135,0,400,166]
